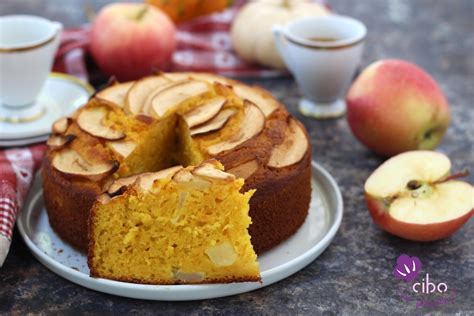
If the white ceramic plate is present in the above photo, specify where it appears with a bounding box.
[17,161,343,301]
[0,72,94,141]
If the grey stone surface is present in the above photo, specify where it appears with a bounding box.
[0,0,473,314]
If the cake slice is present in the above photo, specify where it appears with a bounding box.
[88,159,260,284]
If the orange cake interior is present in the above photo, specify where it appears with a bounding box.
[88,160,260,284]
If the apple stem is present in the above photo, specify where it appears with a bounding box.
[136,6,148,21]
[434,169,470,184]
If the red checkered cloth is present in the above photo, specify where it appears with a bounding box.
[54,6,288,83]
[0,144,46,266]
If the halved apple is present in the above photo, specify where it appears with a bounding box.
[109,140,137,159]
[207,101,265,155]
[77,106,125,140]
[47,134,76,149]
[52,117,72,134]
[365,150,474,241]
[52,148,119,181]
[227,159,259,179]
[96,81,134,108]
[190,108,236,136]
[125,75,171,114]
[183,96,226,128]
[232,84,279,117]
[267,118,309,168]
[150,80,210,118]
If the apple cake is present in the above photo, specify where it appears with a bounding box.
[42,72,312,258]
[89,160,260,284]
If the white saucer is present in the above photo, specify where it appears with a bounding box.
[299,98,347,119]
[0,73,94,144]
[17,161,343,301]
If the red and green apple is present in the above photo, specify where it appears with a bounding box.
[347,59,451,157]
[90,3,176,81]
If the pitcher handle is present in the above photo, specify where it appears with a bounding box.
[272,25,293,73]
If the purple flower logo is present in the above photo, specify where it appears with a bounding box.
[393,254,422,282]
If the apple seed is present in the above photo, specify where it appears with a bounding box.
[407,180,422,190]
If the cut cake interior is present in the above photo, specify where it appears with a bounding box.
[88,159,260,284]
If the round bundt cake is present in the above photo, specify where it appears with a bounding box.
[42,72,312,255]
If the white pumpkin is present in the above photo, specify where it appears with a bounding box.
[231,0,330,69]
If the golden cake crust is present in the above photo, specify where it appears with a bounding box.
[42,73,312,255]
[88,267,261,284]
[43,157,100,250]
[246,152,312,253]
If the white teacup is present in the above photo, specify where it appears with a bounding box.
[273,15,366,118]
[0,15,62,111]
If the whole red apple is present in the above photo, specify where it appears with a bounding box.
[346,59,450,157]
[90,3,176,81]
[365,150,473,241]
